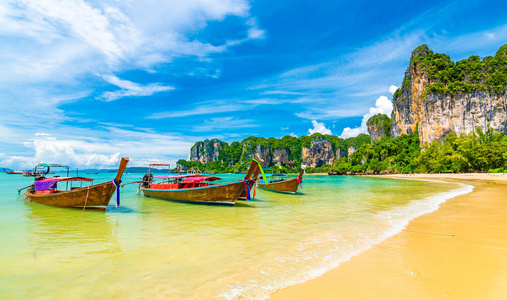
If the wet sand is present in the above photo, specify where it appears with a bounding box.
[271,174,507,299]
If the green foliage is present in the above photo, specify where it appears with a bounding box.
[330,124,507,174]
[397,44,507,98]
[367,113,392,136]
[183,124,507,174]
[182,133,371,173]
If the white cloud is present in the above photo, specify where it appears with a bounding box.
[289,132,298,137]
[30,138,121,167]
[339,95,393,138]
[0,124,195,169]
[485,32,495,40]
[98,75,174,101]
[0,0,261,104]
[192,117,259,132]
[389,85,398,95]
[148,101,249,119]
[308,120,332,135]
[35,133,50,136]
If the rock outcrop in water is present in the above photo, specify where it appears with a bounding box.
[391,44,507,145]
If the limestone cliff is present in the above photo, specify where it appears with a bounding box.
[392,44,507,144]
[186,134,370,169]
[240,140,272,166]
[272,148,290,166]
[301,137,335,167]
[367,113,391,143]
[189,138,224,163]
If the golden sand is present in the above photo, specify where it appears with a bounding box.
[271,174,507,299]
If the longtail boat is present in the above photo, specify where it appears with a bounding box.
[139,160,262,205]
[23,170,42,177]
[3,169,23,174]
[257,166,305,194]
[23,157,129,210]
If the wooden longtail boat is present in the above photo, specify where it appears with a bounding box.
[23,170,42,177]
[257,166,305,194]
[3,169,23,174]
[139,160,261,205]
[23,157,129,211]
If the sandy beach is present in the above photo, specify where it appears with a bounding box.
[271,173,507,299]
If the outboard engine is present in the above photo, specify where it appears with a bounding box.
[141,173,153,188]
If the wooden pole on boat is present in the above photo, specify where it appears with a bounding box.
[121,180,142,187]
[245,159,264,180]
[252,160,264,180]
[298,165,306,178]
[115,157,130,182]
[18,184,32,194]
[245,160,259,180]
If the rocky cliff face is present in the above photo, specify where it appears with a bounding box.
[190,138,223,163]
[241,141,272,166]
[187,134,370,168]
[392,44,507,145]
[367,113,391,143]
[301,137,335,167]
[272,148,290,166]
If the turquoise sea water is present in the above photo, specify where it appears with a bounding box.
[0,173,472,299]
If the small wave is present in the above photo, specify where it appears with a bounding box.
[219,182,474,299]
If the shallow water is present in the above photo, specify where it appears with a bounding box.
[0,173,472,299]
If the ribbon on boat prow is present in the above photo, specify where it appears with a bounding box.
[298,165,306,191]
[252,158,268,184]
[243,159,264,200]
[113,157,130,207]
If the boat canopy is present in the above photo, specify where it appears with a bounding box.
[34,177,93,191]
[149,163,171,166]
[182,176,221,183]
[154,174,201,179]
[154,174,221,181]
[37,163,69,168]
[264,173,287,177]
[37,177,94,183]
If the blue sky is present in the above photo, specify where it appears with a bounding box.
[1,0,507,169]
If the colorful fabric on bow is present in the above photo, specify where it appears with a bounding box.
[242,178,250,200]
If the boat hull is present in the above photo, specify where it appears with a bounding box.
[258,178,300,194]
[25,181,117,210]
[141,180,248,205]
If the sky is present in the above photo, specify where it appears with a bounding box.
[1,0,507,169]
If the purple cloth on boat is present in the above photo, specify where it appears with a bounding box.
[35,180,57,191]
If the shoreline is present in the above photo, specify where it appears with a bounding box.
[271,173,507,299]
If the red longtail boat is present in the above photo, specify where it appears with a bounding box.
[139,160,262,205]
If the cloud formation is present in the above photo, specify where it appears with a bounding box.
[99,75,174,101]
[339,95,393,138]
[308,120,332,135]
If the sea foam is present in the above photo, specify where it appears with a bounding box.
[219,181,474,300]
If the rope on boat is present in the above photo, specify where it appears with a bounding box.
[82,186,90,213]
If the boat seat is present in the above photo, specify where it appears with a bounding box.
[35,190,54,194]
